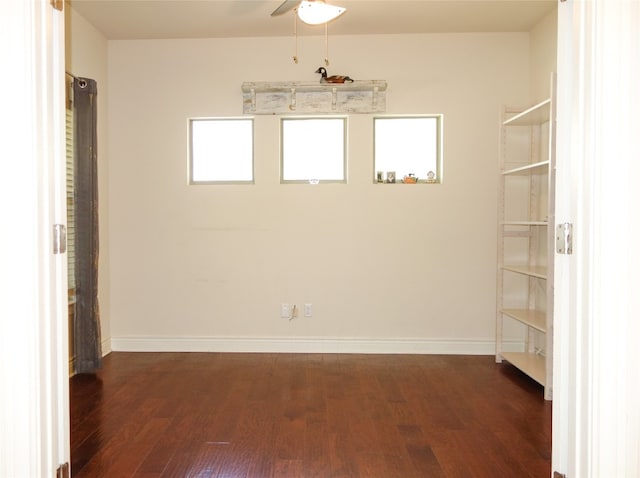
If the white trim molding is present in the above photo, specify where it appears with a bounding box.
[109,336,523,355]
[102,338,113,356]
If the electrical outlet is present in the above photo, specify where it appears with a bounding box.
[280,303,290,318]
[304,303,312,317]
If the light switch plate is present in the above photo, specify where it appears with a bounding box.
[280,303,290,318]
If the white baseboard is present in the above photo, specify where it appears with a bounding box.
[101,337,112,357]
[108,336,524,355]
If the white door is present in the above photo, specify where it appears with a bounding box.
[553,1,640,476]
[0,1,70,476]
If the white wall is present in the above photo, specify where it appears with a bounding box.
[528,7,557,354]
[530,8,558,102]
[106,33,530,353]
[65,6,111,354]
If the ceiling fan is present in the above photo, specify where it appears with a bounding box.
[271,0,347,25]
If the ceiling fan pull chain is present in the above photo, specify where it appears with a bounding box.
[324,22,329,66]
[293,10,299,64]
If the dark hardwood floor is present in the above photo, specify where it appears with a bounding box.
[70,353,551,477]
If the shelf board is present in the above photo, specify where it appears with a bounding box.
[500,352,546,386]
[502,264,547,279]
[501,308,546,332]
[502,160,549,175]
[503,99,551,126]
[501,220,548,226]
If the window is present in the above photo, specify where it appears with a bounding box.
[374,115,443,183]
[281,117,347,183]
[189,118,254,183]
[65,94,75,299]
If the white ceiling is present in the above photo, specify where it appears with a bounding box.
[69,0,557,40]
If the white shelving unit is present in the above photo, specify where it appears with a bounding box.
[496,75,556,401]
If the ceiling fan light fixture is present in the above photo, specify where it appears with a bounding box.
[297,0,346,25]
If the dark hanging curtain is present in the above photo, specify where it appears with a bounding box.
[73,77,102,373]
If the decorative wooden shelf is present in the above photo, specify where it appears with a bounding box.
[241,80,387,114]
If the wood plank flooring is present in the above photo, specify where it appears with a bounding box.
[70,353,551,477]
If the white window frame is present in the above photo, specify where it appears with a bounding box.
[280,116,348,184]
[189,117,254,185]
[373,115,443,184]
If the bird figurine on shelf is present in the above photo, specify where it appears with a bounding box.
[315,67,354,83]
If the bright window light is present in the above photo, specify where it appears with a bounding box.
[374,116,442,183]
[189,118,253,183]
[281,117,347,183]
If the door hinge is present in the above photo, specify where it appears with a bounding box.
[50,0,63,11]
[553,472,567,478]
[53,224,67,255]
[56,463,70,478]
[556,222,573,255]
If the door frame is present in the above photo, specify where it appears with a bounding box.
[0,0,70,475]
[553,1,640,476]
